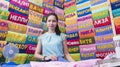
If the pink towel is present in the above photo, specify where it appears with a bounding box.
[30,59,101,67]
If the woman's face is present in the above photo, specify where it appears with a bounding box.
[47,15,57,30]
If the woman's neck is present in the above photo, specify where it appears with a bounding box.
[48,29,55,33]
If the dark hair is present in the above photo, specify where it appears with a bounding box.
[46,13,61,35]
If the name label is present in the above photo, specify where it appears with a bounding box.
[68,46,79,53]
[29,3,43,14]
[80,52,96,60]
[67,38,80,46]
[95,34,113,43]
[10,0,29,8]
[6,31,26,44]
[96,50,115,59]
[0,20,8,31]
[8,12,28,25]
[79,28,95,38]
[26,26,43,36]
[93,16,111,28]
[8,22,27,34]
[80,44,96,53]
[80,37,95,45]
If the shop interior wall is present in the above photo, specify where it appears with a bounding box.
[0,0,120,64]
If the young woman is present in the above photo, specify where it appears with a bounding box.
[34,13,75,62]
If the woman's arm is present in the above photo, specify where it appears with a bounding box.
[34,39,58,61]
[63,39,75,62]
[34,40,44,60]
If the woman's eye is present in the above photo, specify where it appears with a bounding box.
[53,20,56,22]
[48,20,51,22]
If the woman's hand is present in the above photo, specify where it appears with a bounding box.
[45,55,58,61]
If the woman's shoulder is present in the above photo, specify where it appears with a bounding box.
[38,32,48,39]
[60,33,67,40]
[60,33,66,37]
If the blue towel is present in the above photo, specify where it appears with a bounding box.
[1,62,18,67]
[50,56,68,62]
